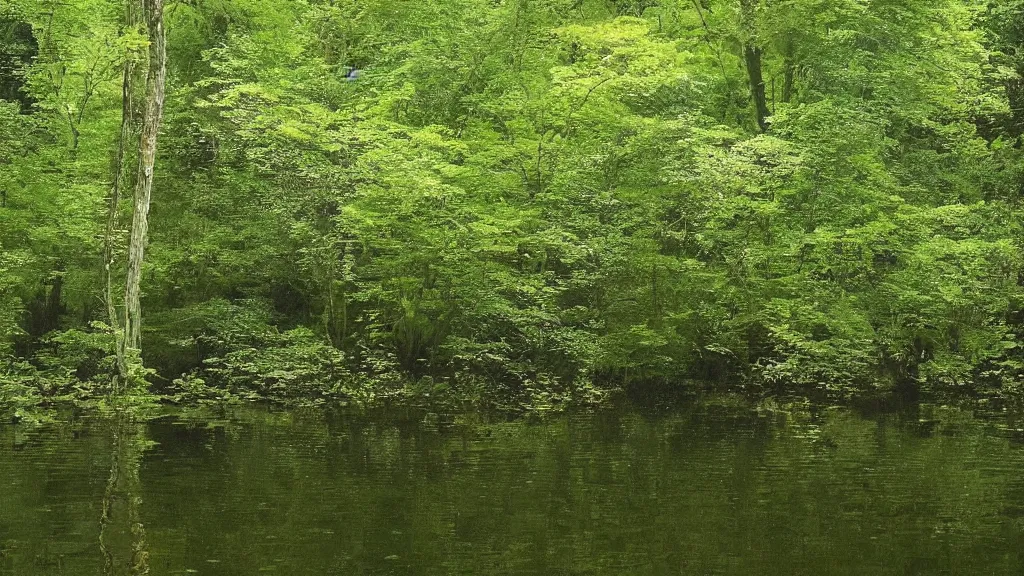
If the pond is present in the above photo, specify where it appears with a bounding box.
[3,399,1024,575]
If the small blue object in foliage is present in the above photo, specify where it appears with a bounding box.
[345,68,361,82]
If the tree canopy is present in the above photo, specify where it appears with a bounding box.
[3,0,1024,412]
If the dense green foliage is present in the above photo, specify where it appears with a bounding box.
[4,0,1024,411]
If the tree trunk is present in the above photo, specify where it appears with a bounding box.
[783,60,794,103]
[782,37,795,104]
[105,1,140,383]
[122,0,166,360]
[744,44,769,132]
[740,0,768,132]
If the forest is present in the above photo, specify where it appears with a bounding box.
[3,0,1024,415]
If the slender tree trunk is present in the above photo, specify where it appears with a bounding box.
[782,36,795,104]
[122,0,166,360]
[740,0,768,132]
[744,44,768,132]
[783,59,794,104]
[105,1,140,384]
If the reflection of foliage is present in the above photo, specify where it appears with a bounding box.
[8,403,1023,573]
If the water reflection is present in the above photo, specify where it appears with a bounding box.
[99,412,151,575]
[2,401,1024,575]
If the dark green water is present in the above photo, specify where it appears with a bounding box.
[3,400,1024,575]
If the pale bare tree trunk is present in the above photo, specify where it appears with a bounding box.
[122,0,166,362]
[105,1,140,385]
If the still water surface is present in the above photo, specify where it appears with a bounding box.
[3,400,1024,575]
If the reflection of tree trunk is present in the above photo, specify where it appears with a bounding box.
[122,0,166,362]
[99,413,151,576]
